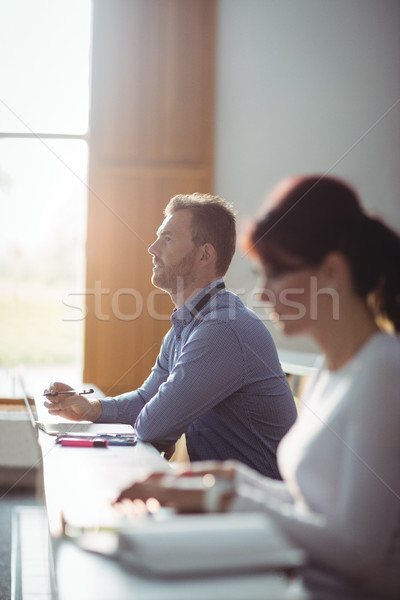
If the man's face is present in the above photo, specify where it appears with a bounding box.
[148,209,199,295]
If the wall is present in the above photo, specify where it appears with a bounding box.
[84,0,216,394]
[215,0,400,352]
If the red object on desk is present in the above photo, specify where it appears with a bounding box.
[61,438,108,448]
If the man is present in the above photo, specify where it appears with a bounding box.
[45,193,297,478]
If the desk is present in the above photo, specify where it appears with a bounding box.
[36,406,309,599]
[38,431,169,537]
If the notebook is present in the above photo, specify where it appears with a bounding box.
[78,512,306,577]
[19,376,136,439]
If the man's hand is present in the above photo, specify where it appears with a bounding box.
[43,382,102,422]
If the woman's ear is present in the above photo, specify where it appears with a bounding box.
[318,251,349,290]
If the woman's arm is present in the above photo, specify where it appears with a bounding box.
[231,398,400,580]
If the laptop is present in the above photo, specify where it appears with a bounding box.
[19,376,137,439]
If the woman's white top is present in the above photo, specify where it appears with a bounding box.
[231,332,400,599]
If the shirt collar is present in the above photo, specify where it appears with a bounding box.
[171,278,225,335]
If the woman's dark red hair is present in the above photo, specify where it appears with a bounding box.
[245,175,400,332]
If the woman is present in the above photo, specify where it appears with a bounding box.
[116,176,400,599]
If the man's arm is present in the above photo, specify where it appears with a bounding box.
[96,333,172,423]
[135,320,245,445]
[44,333,171,424]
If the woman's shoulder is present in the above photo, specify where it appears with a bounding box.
[362,331,400,369]
[351,332,400,415]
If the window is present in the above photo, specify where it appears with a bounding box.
[0,0,91,395]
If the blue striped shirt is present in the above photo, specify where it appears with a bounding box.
[97,279,297,478]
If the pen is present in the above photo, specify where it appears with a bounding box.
[61,438,108,448]
[44,388,94,397]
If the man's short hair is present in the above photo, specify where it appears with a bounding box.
[165,193,236,276]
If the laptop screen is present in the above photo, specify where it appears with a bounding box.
[18,375,39,433]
